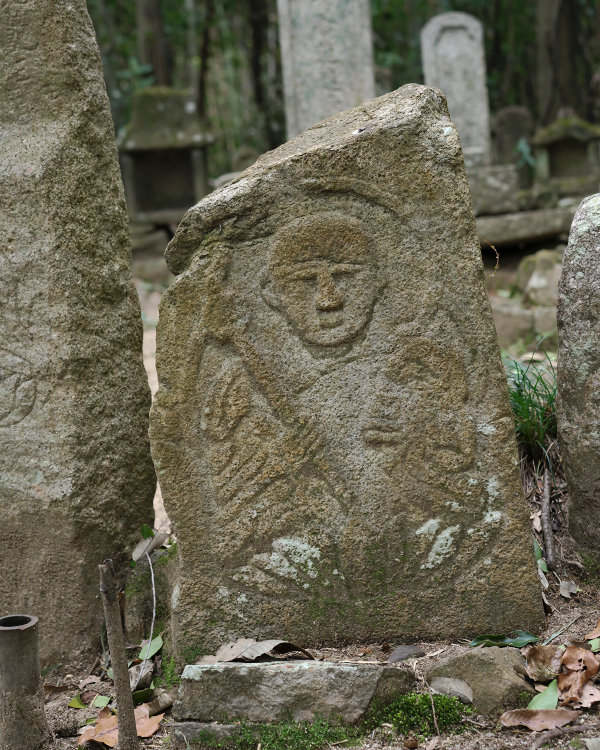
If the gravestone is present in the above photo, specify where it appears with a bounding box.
[494,106,534,165]
[151,84,542,657]
[0,0,156,662]
[421,12,491,168]
[277,0,375,138]
[558,194,600,555]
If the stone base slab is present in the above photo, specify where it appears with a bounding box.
[174,661,416,725]
[171,722,242,749]
[477,206,576,246]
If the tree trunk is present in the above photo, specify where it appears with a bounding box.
[136,0,173,86]
[537,0,591,122]
[197,0,214,118]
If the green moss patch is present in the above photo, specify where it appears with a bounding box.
[366,693,467,736]
[183,693,468,748]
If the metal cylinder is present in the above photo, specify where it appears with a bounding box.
[0,615,51,750]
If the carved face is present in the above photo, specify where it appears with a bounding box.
[362,339,474,479]
[267,214,377,346]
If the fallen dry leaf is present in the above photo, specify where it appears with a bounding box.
[585,618,600,640]
[561,646,600,676]
[425,738,440,750]
[558,669,590,705]
[576,682,600,709]
[531,511,542,533]
[196,637,314,664]
[79,707,118,748]
[499,708,580,731]
[43,683,71,695]
[79,675,99,689]
[135,704,165,738]
[522,645,563,681]
[79,703,163,747]
[146,687,177,716]
[559,580,579,599]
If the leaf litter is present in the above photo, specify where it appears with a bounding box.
[78,703,164,747]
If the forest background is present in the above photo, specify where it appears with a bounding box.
[88,0,600,178]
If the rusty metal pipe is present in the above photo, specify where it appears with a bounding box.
[0,615,51,750]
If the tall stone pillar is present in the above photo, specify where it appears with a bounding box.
[0,0,156,663]
[277,0,375,139]
[421,12,491,167]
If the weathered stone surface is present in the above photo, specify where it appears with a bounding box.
[277,0,375,138]
[517,249,563,307]
[467,165,519,216]
[425,647,533,715]
[476,206,576,247]
[0,0,155,663]
[430,677,473,704]
[558,194,600,554]
[388,645,426,663]
[490,299,535,349]
[421,12,491,167]
[175,662,416,724]
[151,84,542,656]
[533,306,557,336]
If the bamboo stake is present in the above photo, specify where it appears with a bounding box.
[99,559,138,750]
[541,468,556,570]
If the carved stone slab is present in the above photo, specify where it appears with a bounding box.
[558,194,600,554]
[0,0,155,663]
[151,85,542,656]
[421,12,491,167]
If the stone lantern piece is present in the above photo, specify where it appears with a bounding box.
[119,87,214,225]
[532,117,600,197]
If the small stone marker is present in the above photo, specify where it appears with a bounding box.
[425,647,533,715]
[0,0,155,662]
[421,12,491,168]
[277,0,375,138]
[558,194,600,554]
[151,84,542,657]
[494,106,534,165]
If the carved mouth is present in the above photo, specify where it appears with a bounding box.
[317,313,344,329]
[362,426,402,445]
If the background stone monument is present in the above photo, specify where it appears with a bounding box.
[558,194,600,556]
[420,12,519,217]
[0,0,156,662]
[277,0,375,138]
[421,11,490,168]
[151,84,542,658]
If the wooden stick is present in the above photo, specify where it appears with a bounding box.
[99,559,139,750]
[541,468,556,570]
[530,724,589,749]
[426,682,440,736]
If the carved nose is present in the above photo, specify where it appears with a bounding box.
[315,270,343,310]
